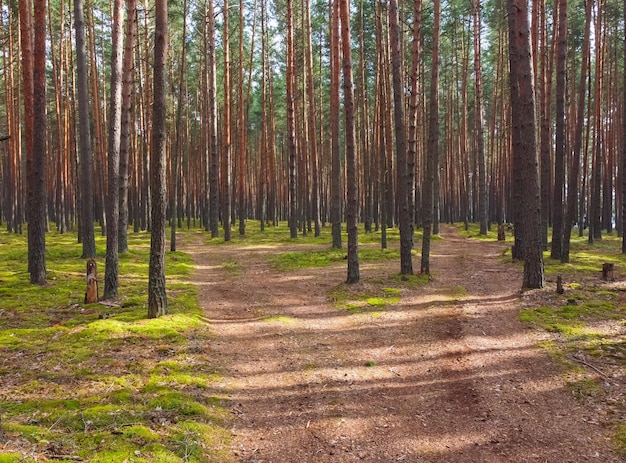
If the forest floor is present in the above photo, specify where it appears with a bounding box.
[184,224,625,463]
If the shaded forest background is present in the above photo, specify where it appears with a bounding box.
[0,0,625,291]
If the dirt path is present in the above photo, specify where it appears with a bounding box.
[185,225,622,462]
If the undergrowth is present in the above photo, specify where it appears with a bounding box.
[0,227,232,463]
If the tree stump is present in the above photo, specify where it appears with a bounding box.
[602,263,614,281]
[556,275,564,294]
[497,223,506,241]
[85,258,99,303]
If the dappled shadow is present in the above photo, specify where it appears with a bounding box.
[184,225,624,463]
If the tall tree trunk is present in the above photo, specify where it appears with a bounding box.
[340,0,359,284]
[622,0,626,252]
[508,0,544,289]
[29,0,47,285]
[474,0,488,235]
[421,0,440,275]
[287,0,298,239]
[389,0,412,275]
[222,0,232,241]
[148,0,168,318]
[119,0,137,254]
[563,0,591,261]
[74,0,96,258]
[330,0,342,248]
[551,0,567,260]
[103,0,124,299]
[208,0,220,238]
[305,0,321,237]
[589,0,604,243]
[170,0,188,251]
[407,0,421,238]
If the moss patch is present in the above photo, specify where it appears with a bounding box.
[0,227,233,463]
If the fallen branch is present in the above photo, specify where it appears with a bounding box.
[567,354,608,378]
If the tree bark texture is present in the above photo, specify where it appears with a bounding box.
[148,0,168,318]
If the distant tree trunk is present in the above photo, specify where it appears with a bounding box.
[287,0,298,239]
[74,0,96,258]
[148,0,168,318]
[330,0,342,248]
[340,0,359,284]
[170,0,188,251]
[208,0,220,238]
[538,0,554,251]
[389,0,412,275]
[508,0,544,289]
[421,0,440,275]
[407,0,421,238]
[222,0,232,241]
[474,0,488,235]
[29,0,47,285]
[119,0,136,254]
[563,0,591,262]
[103,0,124,299]
[550,0,567,260]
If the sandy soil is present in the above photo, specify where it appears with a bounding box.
[185,224,624,463]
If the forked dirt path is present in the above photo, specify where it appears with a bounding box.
[185,224,622,462]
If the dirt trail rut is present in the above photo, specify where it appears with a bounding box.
[185,225,622,462]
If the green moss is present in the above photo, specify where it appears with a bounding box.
[261,315,297,324]
[0,454,25,463]
[616,424,626,457]
[0,227,232,463]
[567,378,600,399]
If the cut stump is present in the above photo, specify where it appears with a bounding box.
[85,258,99,303]
[601,263,614,281]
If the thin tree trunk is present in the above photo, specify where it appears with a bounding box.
[563,0,591,261]
[208,0,220,238]
[421,0,440,275]
[330,0,342,248]
[622,0,626,252]
[389,0,412,275]
[305,0,321,237]
[287,0,298,238]
[474,0,488,235]
[170,0,187,251]
[223,0,232,241]
[551,0,567,260]
[340,0,359,284]
[74,0,96,259]
[119,0,136,254]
